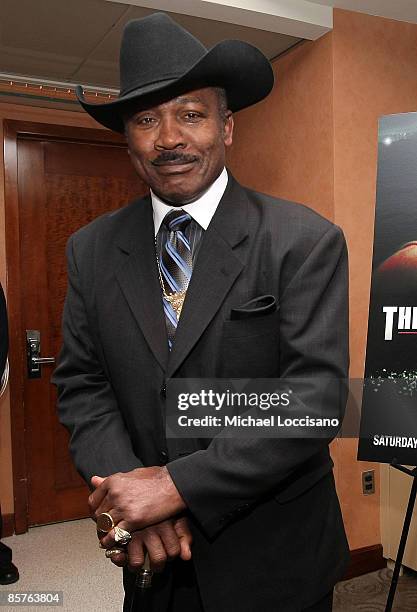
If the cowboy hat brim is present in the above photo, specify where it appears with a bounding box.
[76,39,274,133]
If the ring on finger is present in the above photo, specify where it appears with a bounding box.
[97,512,115,534]
[105,548,125,558]
[114,525,132,545]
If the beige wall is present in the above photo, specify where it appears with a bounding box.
[227,34,334,220]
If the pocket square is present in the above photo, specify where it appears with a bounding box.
[230,294,278,320]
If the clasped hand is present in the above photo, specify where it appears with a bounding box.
[90,467,190,572]
[101,516,192,573]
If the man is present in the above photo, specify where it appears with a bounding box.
[53,13,350,612]
[0,284,19,585]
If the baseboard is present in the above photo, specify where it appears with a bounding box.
[1,513,14,537]
[342,544,386,580]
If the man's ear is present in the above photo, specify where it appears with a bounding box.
[224,112,234,147]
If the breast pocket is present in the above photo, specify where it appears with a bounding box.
[220,308,280,377]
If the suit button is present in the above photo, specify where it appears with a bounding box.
[160,384,166,398]
[160,451,168,465]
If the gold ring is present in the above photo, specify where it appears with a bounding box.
[105,548,125,558]
[97,512,115,533]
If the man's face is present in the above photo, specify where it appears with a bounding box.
[124,87,234,204]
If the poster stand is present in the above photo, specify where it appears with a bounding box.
[385,460,417,612]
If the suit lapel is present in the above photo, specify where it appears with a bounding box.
[167,176,249,377]
[114,196,169,371]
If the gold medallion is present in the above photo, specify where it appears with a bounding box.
[165,291,186,318]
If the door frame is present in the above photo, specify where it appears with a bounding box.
[3,120,126,533]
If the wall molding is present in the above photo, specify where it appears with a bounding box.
[0,75,117,107]
[343,544,386,580]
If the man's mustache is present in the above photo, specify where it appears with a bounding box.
[151,152,200,166]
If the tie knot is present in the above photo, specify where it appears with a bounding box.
[163,209,192,232]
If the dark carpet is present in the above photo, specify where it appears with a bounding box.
[334,567,417,611]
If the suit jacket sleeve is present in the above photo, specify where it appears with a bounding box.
[167,223,349,538]
[52,235,143,484]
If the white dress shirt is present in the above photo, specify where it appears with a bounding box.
[151,167,228,236]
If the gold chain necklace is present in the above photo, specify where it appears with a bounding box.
[155,238,187,318]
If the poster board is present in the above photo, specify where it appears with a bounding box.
[359,112,417,465]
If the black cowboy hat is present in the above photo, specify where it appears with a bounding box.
[76,12,274,133]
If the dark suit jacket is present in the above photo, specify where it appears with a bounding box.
[53,174,350,611]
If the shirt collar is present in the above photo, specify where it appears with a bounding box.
[151,167,228,236]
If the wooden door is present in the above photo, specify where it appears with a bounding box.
[5,121,148,531]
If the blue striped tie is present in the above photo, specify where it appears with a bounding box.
[157,209,199,349]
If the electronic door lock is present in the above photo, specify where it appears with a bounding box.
[26,330,55,378]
